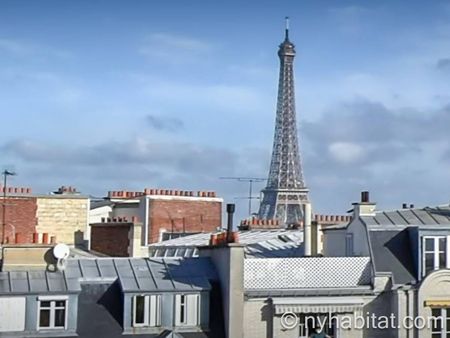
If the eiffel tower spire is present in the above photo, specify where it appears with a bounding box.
[258,18,309,226]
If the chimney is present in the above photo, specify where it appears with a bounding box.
[361,191,369,203]
[410,204,414,209]
[226,204,235,243]
[303,202,312,256]
[402,203,408,209]
[311,221,319,256]
[353,191,376,217]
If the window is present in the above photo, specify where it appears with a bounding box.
[431,308,450,338]
[423,236,448,276]
[132,295,161,327]
[175,294,199,326]
[38,298,67,330]
[345,233,354,256]
[298,314,336,338]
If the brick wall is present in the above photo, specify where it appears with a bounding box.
[0,197,37,243]
[148,199,221,243]
[90,224,131,257]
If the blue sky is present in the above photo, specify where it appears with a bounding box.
[1,0,450,221]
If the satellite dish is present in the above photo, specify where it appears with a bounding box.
[53,243,70,260]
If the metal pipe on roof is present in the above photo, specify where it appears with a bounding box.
[226,203,235,243]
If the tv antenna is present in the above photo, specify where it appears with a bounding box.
[219,177,267,215]
[1,167,16,245]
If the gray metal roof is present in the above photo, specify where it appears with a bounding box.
[90,199,114,210]
[0,270,81,295]
[362,205,450,228]
[149,230,303,258]
[368,229,417,285]
[0,257,216,295]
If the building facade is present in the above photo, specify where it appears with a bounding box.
[89,189,223,256]
[0,186,89,248]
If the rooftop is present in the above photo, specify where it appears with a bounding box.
[368,229,416,285]
[149,229,303,258]
[0,257,217,295]
[362,205,450,228]
[244,256,372,290]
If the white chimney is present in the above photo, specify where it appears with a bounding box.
[353,191,376,217]
[303,202,312,256]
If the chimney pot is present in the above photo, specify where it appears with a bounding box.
[361,191,370,203]
[402,203,408,209]
[410,204,414,209]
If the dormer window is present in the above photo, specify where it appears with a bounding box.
[37,296,68,330]
[423,236,447,276]
[132,295,161,327]
[175,294,199,326]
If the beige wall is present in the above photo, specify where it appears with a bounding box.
[36,196,89,245]
[244,299,271,338]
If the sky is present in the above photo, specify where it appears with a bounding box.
[0,0,450,222]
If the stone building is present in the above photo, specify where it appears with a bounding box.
[0,186,89,248]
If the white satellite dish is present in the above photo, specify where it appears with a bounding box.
[53,243,70,260]
[53,244,70,271]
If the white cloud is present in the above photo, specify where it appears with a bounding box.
[0,38,32,55]
[328,142,365,163]
[140,77,269,116]
[139,33,212,63]
[0,37,72,59]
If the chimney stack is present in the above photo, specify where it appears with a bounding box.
[361,191,370,203]
[353,191,376,217]
[226,204,235,243]
[303,202,312,256]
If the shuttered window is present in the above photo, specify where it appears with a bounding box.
[175,294,199,326]
[132,295,161,327]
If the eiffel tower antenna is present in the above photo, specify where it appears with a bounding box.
[258,18,309,226]
[285,16,289,40]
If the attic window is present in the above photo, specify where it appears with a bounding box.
[175,294,199,326]
[38,299,67,330]
[423,236,448,277]
[132,295,161,327]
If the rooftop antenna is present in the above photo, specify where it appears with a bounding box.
[219,177,267,215]
[53,243,70,271]
[1,168,16,245]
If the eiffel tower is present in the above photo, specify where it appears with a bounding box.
[258,18,309,226]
